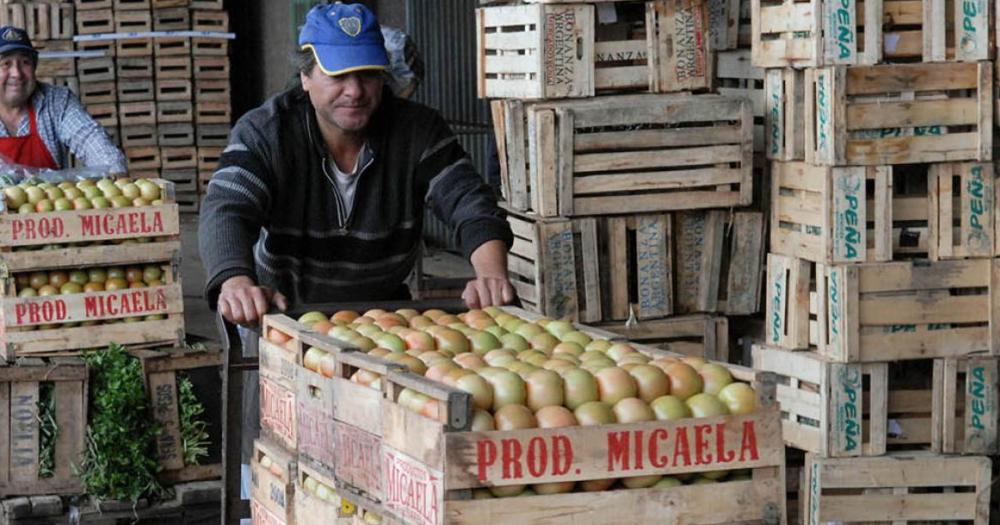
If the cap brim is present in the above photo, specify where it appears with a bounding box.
[303,43,388,77]
[0,44,35,56]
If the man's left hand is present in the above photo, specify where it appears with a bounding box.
[462,276,515,309]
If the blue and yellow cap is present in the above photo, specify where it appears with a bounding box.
[298,3,389,77]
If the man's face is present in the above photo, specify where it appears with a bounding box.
[0,52,35,108]
[301,66,384,134]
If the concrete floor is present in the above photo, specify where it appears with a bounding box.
[180,214,475,341]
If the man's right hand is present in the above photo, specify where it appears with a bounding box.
[218,275,288,326]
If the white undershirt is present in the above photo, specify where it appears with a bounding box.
[329,146,363,218]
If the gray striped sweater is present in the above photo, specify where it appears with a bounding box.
[198,87,512,308]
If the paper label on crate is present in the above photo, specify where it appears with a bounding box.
[963,164,993,254]
[0,206,177,246]
[260,376,296,451]
[672,4,708,83]
[965,361,998,452]
[822,0,855,63]
[957,0,989,60]
[831,364,862,454]
[334,422,384,498]
[832,169,865,262]
[3,285,178,327]
[448,412,777,488]
[251,497,286,525]
[542,8,584,97]
[766,70,784,158]
[383,447,443,525]
[297,400,335,468]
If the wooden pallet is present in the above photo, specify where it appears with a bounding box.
[0,358,86,497]
[716,49,764,152]
[764,68,805,161]
[507,208,765,322]
[250,438,295,525]
[805,61,993,166]
[0,262,185,361]
[127,146,164,171]
[595,314,731,361]
[803,452,991,524]
[815,258,999,362]
[476,2,711,100]
[134,347,223,484]
[751,0,993,68]
[493,94,753,216]
[325,345,785,525]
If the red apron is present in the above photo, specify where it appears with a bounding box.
[0,105,57,169]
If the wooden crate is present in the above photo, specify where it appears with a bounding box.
[0,262,184,361]
[153,7,190,30]
[73,0,112,10]
[23,4,76,41]
[196,124,230,146]
[197,146,223,172]
[161,147,197,170]
[294,459,354,525]
[493,94,753,217]
[595,314,731,361]
[155,78,193,101]
[78,58,115,83]
[152,0,191,6]
[75,9,112,34]
[191,0,223,8]
[121,125,157,148]
[192,56,229,79]
[114,0,152,9]
[250,438,295,525]
[328,346,786,525]
[764,68,805,161]
[35,40,76,79]
[751,0,993,68]
[814,258,999,362]
[114,9,151,32]
[803,452,991,524]
[155,56,192,79]
[161,170,199,213]
[154,37,192,57]
[191,37,229,57]
[158,101,193,124]
[119,101,156,127]
[117,78,154,103]
[507,207,764,322]
[475,2,710,100]
[805,61,993,166]
[716,49,764,152]
[928,161,1000,259]
[159,123,195,147]
[194,78,229,102]
[933,357,1000,454]
[0,178,180,271]
[116,38,153,58]
[75,38,115,59]
[116,57,153,79]
[195,101,230,125]
[192,10,228,31]
[0,358,86,497]
[79,81,116,105]
[765,253,823,350]
[135,347,223,484]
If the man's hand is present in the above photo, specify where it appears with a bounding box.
[462,276,515,309]
[218,275,288,326]
[465,239,516,309]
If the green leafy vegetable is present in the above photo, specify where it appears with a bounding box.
[177,374,209,466]
[37,382,56,478]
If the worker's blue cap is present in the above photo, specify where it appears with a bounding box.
[0,27,35,57]
[298,3,389,77]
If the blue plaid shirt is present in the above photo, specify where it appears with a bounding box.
[0,83,127,173]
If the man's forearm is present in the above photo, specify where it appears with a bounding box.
[469,239,509,278]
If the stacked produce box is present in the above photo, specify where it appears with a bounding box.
[750,0,997,521]
[71,0,230,213]
[253,305,787,524]
[481,0,767,363]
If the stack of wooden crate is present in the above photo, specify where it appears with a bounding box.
[72,0,230,213]
[0,178,212,501]
[0,2,79,92]
[483,0,766,362]
[750,0,997,521]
